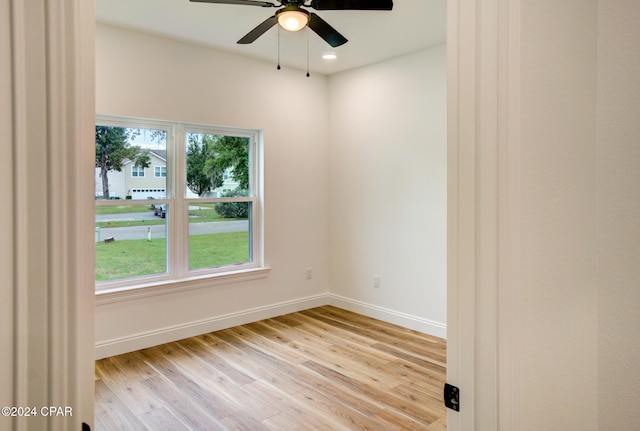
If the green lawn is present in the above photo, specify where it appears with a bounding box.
[95,219,166,228]
[95,205,151,215]
[188,207,228,222]
[95,232,249,281]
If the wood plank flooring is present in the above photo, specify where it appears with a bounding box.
[94,306,447,430]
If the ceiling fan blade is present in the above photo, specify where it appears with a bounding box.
[190,0,277,7]
[309,0,393,10]
[237,15,278,44]
[308,13,348,47]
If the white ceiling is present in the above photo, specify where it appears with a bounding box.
[95,0,446,75]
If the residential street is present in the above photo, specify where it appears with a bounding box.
[95,212,248,242]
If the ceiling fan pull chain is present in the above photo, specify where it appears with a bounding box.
[306,26,310,77]
[277,25,281,70]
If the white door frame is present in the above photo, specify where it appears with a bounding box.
[3,0,523,429]
[2,1,95,430]
[447,0,521,429]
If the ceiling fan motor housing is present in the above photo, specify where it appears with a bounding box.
[276,4,310,32]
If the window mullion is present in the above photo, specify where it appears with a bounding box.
[171,124,188,277]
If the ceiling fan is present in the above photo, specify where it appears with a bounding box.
[189,0,394,48]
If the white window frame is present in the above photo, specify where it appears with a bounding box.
[131,165,145,177]
[154,166,167,178]
[95,115,268,301]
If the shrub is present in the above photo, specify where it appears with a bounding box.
[214,188,249,219]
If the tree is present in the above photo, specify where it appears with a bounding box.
[186,134,249,196]
[186,134,216,196]
[203,136,249,191]
[95,126,150,199]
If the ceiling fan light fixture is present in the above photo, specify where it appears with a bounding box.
[277,9,309,32]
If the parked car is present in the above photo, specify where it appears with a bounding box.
[150,196,167,218]
[154,203,166,218]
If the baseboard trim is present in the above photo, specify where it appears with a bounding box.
[327,294,447,339]
[95,294,329,359]
[95,293,447,359]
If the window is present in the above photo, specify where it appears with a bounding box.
[131,166,145,177]
[155,166,167,178]
[95,115,264,294]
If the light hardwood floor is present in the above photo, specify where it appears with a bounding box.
[95,306,447,430]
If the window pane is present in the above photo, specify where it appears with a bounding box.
[95,126,167,201]
[185,132,250,198]
[131,166,145,177]
[95,203,168,281]
[188,202,252,270]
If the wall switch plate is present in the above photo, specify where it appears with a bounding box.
[306,267,313,280]
[373,275,381,288]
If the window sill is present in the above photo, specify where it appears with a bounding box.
[95,267,271,305]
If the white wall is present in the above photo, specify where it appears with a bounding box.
[95,24,331,356]
[449,1,640,429]
[502,2,640,427]
[327,45,447,337]
[597,1,640,428]
[514,1,599,428]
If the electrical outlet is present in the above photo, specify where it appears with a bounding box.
[373,274,381,288]
[306,267,313,280]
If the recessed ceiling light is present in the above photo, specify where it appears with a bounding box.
[322,52,337,60]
